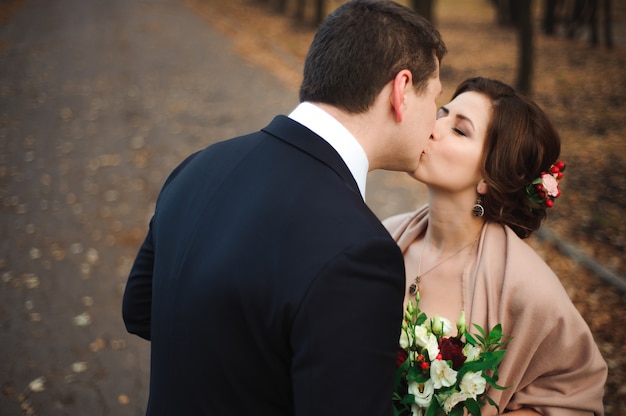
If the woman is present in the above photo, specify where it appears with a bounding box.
[385,77,607,415]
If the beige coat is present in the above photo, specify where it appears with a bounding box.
[384,207,607,415]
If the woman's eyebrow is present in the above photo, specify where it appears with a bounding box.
[439,105,476,131]
[442,105,475,131]
[456,113,475,131]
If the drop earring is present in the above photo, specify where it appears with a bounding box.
[472,196,485,217]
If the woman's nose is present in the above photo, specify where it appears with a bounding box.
[430,121,441,141]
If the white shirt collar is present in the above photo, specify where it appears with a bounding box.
[288,102,369,199]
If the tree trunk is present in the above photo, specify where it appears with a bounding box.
[410,0,434,23]
[295,0,306,23]
[274,0,288,14]
[589,0,599,46]
[493,0,514,26]
[604,0,613,48]
[542,0,558,35]
[513,0,533,95]
[314,0,325,26]
[567,0,585,38]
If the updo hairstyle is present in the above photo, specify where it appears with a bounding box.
[452,77,561,238]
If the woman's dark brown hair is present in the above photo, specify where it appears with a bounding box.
[452,77,561,238]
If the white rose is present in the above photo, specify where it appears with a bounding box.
[459,371,486,399]
[441,317,453,337]
[413,325,431,347]
[408,379,434,408]
[442,391,469,414]
[399,328,410,349]
[414,325,440,360]
[424,334,440,362]
[431,315,452,337]
[430,359,458,389]
[462,344,481,362]
[456,311,466,335]
[410,403,425,416]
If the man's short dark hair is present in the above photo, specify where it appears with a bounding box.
[299,0,447,113]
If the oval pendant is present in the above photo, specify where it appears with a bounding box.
[408,283,417,296]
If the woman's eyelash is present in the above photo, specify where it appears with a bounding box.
[452,127,466,136]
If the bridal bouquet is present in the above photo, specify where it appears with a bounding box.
[393,295,510,416]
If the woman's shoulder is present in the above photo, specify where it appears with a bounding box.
[482,223,568,301]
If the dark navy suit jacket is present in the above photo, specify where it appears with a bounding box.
[122,116,406,415]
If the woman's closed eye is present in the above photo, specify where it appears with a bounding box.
[452,127,467,137]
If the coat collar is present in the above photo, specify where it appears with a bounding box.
[262,115,362,198]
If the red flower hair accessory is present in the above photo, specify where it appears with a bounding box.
[525,161,566,208]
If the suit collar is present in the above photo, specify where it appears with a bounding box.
[262,115,362,199]
[288,103,368,197]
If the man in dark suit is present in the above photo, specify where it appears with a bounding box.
[122,1,446,414]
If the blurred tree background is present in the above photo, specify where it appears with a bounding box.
[252,0,616,94]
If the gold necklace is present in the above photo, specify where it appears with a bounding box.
[408,238,477,296]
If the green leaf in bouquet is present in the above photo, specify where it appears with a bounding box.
[406,366,429,384]
[465,398,481,416]
[471,325,487,346]
[401,394,416,405]
[483,373,510,391]
[413,372,430,384]
[486,324,503,345]
[486,395,501,414]
[394,357,411,386]
[492,349,507,364]
[456,360,489,378]
[482,350,506,371]
[464,331,478,346]
[473,323,487,337]
[449,406,464,416]
[425,400,441,416]
[478,352,503,370]
[415,312,428,326]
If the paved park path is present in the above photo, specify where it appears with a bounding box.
[0,0,426,414]
[0,0,301,414]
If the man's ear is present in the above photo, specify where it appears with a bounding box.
[391,69,413,123]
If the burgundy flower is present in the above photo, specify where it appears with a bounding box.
[439,337,466,370]
[396,348,408,368]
